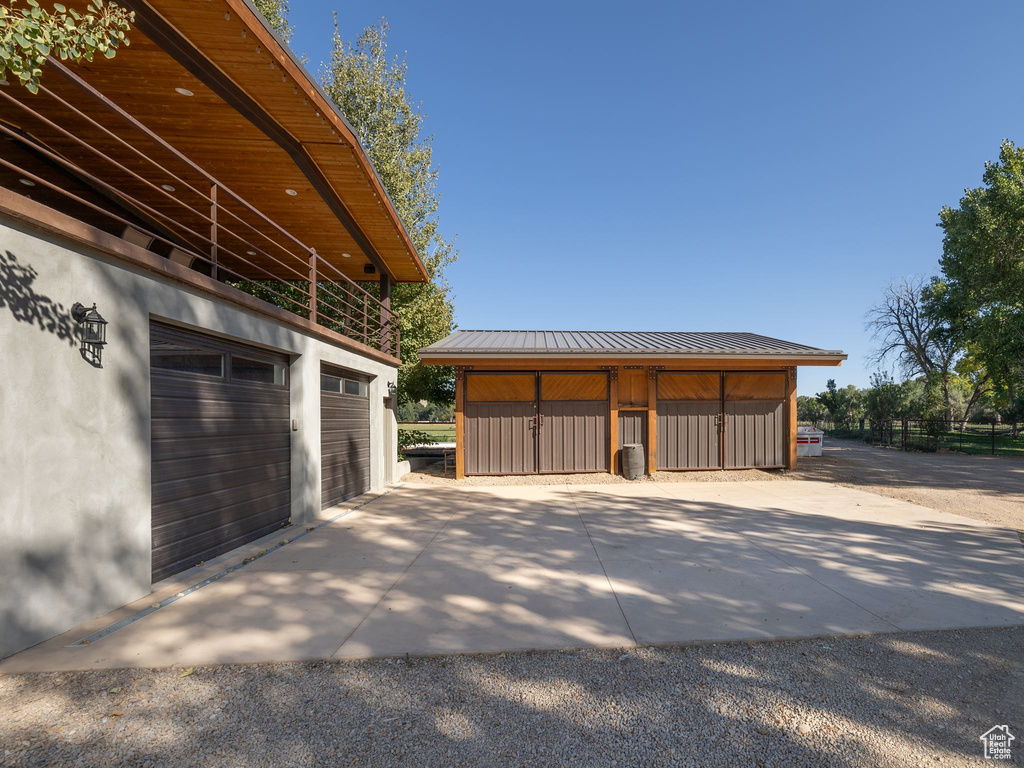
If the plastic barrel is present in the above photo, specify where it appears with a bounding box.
[621,443,645,480]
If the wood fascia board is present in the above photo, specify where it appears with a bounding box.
[0,187,401,367]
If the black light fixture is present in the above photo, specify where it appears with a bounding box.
[71,302,108,366]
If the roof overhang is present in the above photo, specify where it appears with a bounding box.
[418,351,847,367]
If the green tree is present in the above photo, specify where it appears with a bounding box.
[796,395,826,423]
[321,18,457,405]
[934,140,1024,423]
[863,372,906,423]
[816,379,862,431]
[0,0,132,93]
[252,0,292,44]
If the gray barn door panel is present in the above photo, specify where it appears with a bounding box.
[150,323,290,583]
[656,401,721,469]
[618,411,647,451]
[538,401,609,473]
[464,402,536,475]
[321,368,371,510]
[724,401,785,468]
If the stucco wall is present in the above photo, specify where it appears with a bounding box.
[0,216,399,659]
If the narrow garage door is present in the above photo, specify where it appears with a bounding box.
[320,366,371,509]
[464,373,536,475]
[656,373,721,469]
[539,373,609,473]
[724,372,786,468]
[150,323,290,582]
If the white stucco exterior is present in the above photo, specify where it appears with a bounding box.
[0,215,399,659]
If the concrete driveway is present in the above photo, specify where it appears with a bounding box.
[3,480,1024,672]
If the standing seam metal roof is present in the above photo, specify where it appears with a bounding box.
[418,330,846,357]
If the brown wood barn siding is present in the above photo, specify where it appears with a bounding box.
[618,411,647,450]
[724,401,785,467]
[538,401,608,473]
[150,324,291,583]
[464,402,536,475]
[321,378,370,509]
[656,401,721,469]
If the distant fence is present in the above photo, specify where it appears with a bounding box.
[807,419,1022,457]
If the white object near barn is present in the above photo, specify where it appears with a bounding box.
[796,426,824,457]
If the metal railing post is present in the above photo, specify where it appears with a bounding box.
[308,250,318,324]
[209,183,218,280]
[992,423,996,455]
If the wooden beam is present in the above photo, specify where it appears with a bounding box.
[786,366,798,469]
[647,368,657,475]
[454,367,466,479]
[608,367,618,475]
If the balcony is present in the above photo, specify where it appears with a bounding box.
[0,60,399,358]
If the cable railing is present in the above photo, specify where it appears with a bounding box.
[0,59,399,357]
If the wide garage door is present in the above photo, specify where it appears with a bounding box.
[656,373,721,469]
[724,373,786,468]
[150,323,291,582]
[538,373,608,473]
[320,365,371,509]
[464,373,536,475]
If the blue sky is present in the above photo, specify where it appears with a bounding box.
[290,1,1023,396]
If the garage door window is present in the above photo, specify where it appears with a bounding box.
[321,373,367,397]
[151,342,224,379]
[231,355,286,387]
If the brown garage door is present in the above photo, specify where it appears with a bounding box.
[150,323,290,582]
[656,372,721,469]
[538,373,609,473]
[321,365,371,509]
[724,373,786,468]
[464,373,537,475]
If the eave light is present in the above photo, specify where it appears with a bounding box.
[174,87,194,97]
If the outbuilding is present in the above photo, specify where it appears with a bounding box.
[418,331,846,478]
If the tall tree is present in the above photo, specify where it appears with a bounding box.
[252,0,292,44]
[321,18,457,405]
[0,0,132,93]
[866,276,959,424]
[934,140,1024,423]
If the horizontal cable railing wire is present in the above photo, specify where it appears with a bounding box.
[0,59,399,357]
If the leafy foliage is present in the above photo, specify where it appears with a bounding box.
[321,19,457,405]
[0,0,132,94]
[932,139,1024,421]
[815,379,863,430]
[397,427,436,452]
[252,0,293,44]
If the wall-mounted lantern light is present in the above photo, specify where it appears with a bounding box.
[71,302,108,366]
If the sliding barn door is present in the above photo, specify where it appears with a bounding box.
[463,373,537,475]
[656,372,722,469]
[724,372,786,468]
[538,373,609,473]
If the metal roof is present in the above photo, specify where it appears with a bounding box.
[419,330,846,359]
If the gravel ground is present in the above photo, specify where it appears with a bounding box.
[404,461,786,486]
[790,438,1024,531]
[3,626,1020,767]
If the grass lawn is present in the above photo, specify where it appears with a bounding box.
[399,422,455,442]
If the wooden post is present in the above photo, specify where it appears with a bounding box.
[307,250,318,323]
[454,367,465,479]
[608,367,618,475]
[379,273,392,355]
[647,368,657,475]
[786,366,798,469]
[209,183,218,280]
